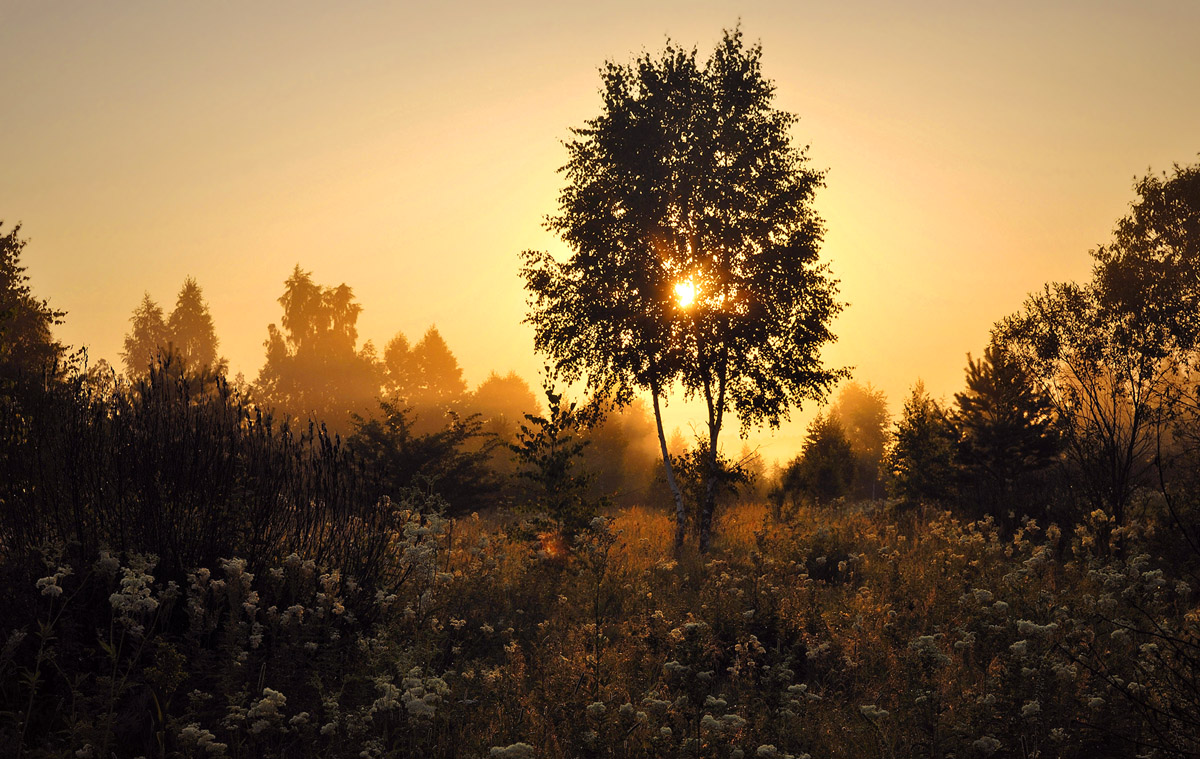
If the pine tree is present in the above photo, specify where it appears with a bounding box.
[886,382,958,506]
[382,331,417,401]
[167,277,224,374]
[955,344,1060,486]
[780,413,856,508]
[121,293,169,377]
[411,326,466,412]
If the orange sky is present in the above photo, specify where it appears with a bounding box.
[2,1,1198,465]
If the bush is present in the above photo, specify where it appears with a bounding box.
[0,358,399,592]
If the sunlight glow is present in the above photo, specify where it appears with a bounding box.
[674,279,698,308]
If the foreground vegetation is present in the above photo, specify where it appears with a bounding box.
[2,23,1196,754]
[3,490,1197,758]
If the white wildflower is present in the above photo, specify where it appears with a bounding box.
[247,688,287,734]
[36,565,72,598]
[972,736,1001,756]
[489,744,535,759]
[860,704,889,720]
[1020,699,1041,719]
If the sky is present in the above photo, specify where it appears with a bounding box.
[2,1,1198,465]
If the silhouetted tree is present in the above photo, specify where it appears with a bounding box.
[827,381,890,499]
[0,222,66,386]
[255,265,381,434]
[470,371,538,441]
[410,326,467,421]
[778,413,855,510]
[671,437,751,539]
[954,344,1061,520]
[995,163,1199,528]
[382,331,418,401]
[996,282,1167,527]
[121,293,170,377]
[347,400,497,515]
[509,379,604,539]
[886,382,958,507]
[1093,161,1200,352]
[167,276,225,375]
[521,28,845,553]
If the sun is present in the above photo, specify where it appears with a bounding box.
[674,279,697,308]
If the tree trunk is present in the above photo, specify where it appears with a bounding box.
[698,449,718,553]
[651,384,687,556]
[697,368,725,554]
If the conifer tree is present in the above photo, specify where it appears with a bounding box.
[780,413,855,508]
[167,276,224,374]
[886,382,958,506]
[955,345,1060,489]
[121,293,170,377]
[411,326,466,412]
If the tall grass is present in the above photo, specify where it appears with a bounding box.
[0,359,401,593]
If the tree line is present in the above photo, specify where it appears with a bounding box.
[772,160,1200,563]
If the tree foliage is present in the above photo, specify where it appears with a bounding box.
[409,326,467,417]
[167,276,224,375]
[255,265,380,434]
[955,345,1061,487]
[1093,161,1200,352]
[521,28,845,552]
[886,382,958,507]
[122,278,225,379]
[670,436,751,535]
[994,163,1200,526]
[0,222,65,386]
[121,293,169,377]
[347,399,497,516]
[777,413,855,510]
[826,381,889,499]
[382,331,416,401]
[508,379,604,538]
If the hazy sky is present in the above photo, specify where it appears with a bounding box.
[3,1,1198,464]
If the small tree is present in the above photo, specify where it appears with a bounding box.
[885,382,958,507]
[522,28,845,553]
[166,276,225,376]
[671,437,751,539]
[508,379,604,540]
[347,400,497,516]
[778,413,856,510]
[954,344,1061,520]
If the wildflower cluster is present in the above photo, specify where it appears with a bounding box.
[2,501,1198,757]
